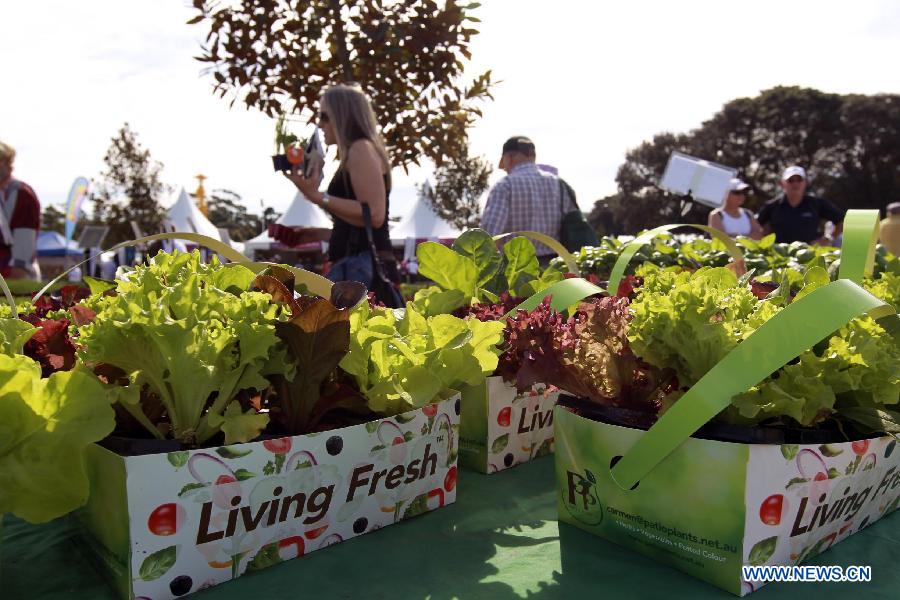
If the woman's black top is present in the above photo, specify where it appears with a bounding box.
[326,167,392,262]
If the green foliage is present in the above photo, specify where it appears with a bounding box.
[0,354,115,523]
[207,189,263,242]
[628,268,899,429]
[593,87,900,234]
[414,229,562,314]
[340,301,504,415]
[90,122,170,246]
[189,0,494,170]
[418,153,493,229]
[77,251,278,445]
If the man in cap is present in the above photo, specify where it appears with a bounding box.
[756,166,845,244]
[480,136,577,261]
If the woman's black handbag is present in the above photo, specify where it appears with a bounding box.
[558,179,599,252]
[360,203,404,308]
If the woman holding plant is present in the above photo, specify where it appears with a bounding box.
[285,84,400,304]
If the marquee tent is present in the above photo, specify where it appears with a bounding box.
[165,188,223,240]
[37,231,83,257]
[389,197,463,246]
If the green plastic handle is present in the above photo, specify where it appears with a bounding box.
[492,231,579,275]
[508,277,605,317]
[33,232,333,301]
[607,225,745,295]
[838,209,881,284]
[609,279,898,491]
[0,272,15,313]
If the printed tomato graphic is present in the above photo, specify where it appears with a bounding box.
[278,536,305,560]
[759,494,784,526]
[813,472,828,482]
[444,466,458,492]
[264,437,292,455]
[497,407,512,427]
[286,145,304,165]
[148,503,186,536]
[305,525,329,540]
[852,440,870,456]
[422,403,438,418]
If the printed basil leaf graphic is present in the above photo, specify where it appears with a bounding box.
[785,477,809,490]
[140,545,178,581]
[819,444,844,457]
[491,434,509,454]
[178,482,207,497]
[234,468,257,481]
[216,446,253,459]
[365,421,379,434]
[247,543,283,572]
[395,413,416,424]
[780,444,799,460]
[167,451,189,468]
[827,467,841,479]
[403,431,416,442]
[748,536,777,566]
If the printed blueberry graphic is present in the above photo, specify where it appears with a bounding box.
[504,453,514,467]
[886,440,896,459]
[170,575,193,597]
[353,517,368,534]
[455,398,461,416]
[326,435,344,456]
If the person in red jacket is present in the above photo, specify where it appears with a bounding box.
[0,140,41,279]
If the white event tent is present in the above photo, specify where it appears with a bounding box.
[165,188,224,241]
[389,197,463,246]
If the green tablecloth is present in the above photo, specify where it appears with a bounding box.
[3,457,899,599]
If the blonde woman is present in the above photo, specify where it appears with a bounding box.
[708,178,763,239]
[286,84,400,303]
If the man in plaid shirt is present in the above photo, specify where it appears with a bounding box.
[480,136,576,259]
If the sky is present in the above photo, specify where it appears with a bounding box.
[3,0,900,220]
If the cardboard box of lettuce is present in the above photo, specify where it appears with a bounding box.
[62,252,503,600]
[410,230,578,473]
[516,212,900,594]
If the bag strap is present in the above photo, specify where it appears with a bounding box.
[360,203,393,283]
[491,231,578,274]
[33,232,334,301]
[609,279,897,490]
[607,224,745,294]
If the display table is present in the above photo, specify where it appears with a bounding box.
[3,457,898,599]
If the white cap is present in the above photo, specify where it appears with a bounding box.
[781,165,806,181]
[728,178,750,192]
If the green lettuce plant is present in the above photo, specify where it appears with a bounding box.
[628,267,899,432]
[413,229,563,316]
[340,300,505,414]
[0,327,115,523]
[77,251,280,446]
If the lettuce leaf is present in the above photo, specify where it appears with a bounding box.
[341,302,503,415]
[0,355,114,523]
[78,251,277,445]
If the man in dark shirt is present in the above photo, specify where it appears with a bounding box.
[756,166,845,244]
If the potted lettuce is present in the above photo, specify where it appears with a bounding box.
[410,229,571,472]
[505,265,899,595]
[68,250,503,600]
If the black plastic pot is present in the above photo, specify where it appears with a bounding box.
[559,394,853,445]
[99,435,184,457]
[272,154,292,173]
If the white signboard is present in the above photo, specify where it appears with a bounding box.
[660,151,737,208]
